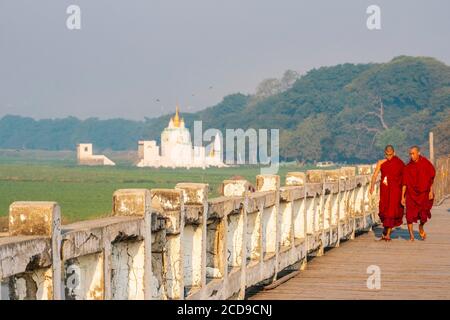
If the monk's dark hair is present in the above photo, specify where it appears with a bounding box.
[384,145,395,152]
[410,145,420,152]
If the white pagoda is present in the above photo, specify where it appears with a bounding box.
[137,106,225,169]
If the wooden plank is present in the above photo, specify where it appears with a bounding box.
[250,200,450,300]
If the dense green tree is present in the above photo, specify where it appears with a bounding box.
[433,110,450,157]
[1,56,449,163]
[374,128,407,152]
[283,114,332,162]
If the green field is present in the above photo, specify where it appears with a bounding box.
[0,150,316,224]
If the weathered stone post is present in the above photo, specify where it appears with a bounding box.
[279,188,294,251]
[7,201,62,300]
[338,170,349,241]
[221,179,249,299]
[323,169,340,247]
[256,174,280,281]
[357,165,373,230]
[285,172,308,270]
[372,163,382,224]
[304,188,316,251]
[354,178,366,231]
[175,183,208,299]
[151,189,185,299]
[306,170,325,256]
[340,167,357,239]
[245,193,263,288]
[110,189,152,300]
[148,202,168,299]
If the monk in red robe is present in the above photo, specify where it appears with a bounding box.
[369,145,405,241]
[401,146,435,241]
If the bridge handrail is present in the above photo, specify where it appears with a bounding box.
[0,165,380,300]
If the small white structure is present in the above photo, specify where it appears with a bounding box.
[77,143,115,166]
[317,161,335,168]
[137,106,225,169]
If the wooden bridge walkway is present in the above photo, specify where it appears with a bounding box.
[250,200,450,300]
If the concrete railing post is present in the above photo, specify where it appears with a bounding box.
[110,189,152,300]
[175,183,209,299]
[245,195,262,267]
[338,171,350,241]
[285,172,308,270]
[285,173,307,242]
[323,169,340,247]
[305,189,316,252]
[340,167,357,239]
[151,189,185,300]
[279,189,293,250]
[306,170,326,256]
[256,174,280,282]
[7,202,62,300]
[357,165,373,230]
[221,179,248,299]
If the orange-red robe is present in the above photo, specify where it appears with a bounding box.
[403,155,435,224]
[379,156,405,228]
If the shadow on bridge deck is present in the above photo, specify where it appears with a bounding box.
[250,200,450,300]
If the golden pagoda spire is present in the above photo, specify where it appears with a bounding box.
[172,105,181,128]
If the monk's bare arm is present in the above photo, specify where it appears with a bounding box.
[429,161,435,200]
[369,160,382,194]
[401,185,406,206]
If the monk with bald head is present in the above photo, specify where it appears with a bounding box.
[401,146,435,241]
[369,145,405,241]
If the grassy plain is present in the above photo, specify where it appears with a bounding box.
[0,150,316,229]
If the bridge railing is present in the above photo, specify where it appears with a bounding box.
[434,154,450,205]
[0,166,379,300]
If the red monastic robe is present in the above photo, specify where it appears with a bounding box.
[379,156,405,228]
[403,155,436,224]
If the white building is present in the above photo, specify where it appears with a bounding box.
[77,143,115,166]
[137,106,225,169]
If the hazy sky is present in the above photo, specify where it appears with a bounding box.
[1,0,449,120]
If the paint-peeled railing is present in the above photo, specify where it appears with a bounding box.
[0,165,380,300]
[434,155,450,205]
